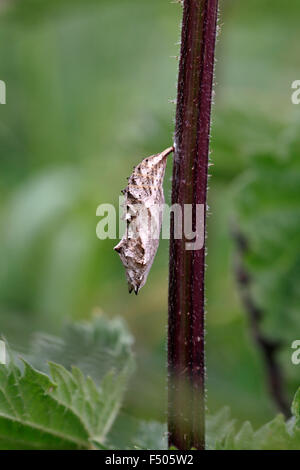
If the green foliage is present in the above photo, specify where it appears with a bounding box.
[232,122,300,401]
[26,314,134,385]
[207,388,300,450]
[0,315,300,450]
[0,0,300,437]
[0,315,168,450]
[234,123,300,342]
[234,121,300,404]
[235,126,300,342]
[0,358,123,449]
[0,316,135,449]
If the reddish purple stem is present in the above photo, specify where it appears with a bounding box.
[168,0,219,450]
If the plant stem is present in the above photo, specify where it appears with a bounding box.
[168,0,219,450]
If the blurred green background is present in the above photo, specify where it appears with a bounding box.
[0,0,299,429]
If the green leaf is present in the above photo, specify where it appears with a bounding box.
[207,387,300,450]
[206,407,236,450]
[0,316,135,449]
[0,357,88,449]
[0,356,133,449]
[291,387,300,423]
[27,314,134,386]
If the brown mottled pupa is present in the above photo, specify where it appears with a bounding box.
[114,146,174,294]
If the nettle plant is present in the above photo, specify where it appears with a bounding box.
[1,314,300,450]
[1,0,300,451]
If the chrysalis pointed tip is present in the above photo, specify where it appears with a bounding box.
[114,243,121,253]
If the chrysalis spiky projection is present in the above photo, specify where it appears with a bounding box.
[114,146,174,294]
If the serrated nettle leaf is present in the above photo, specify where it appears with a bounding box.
[208,387,300,450]
[205,406,236,450]
[0,358,89,449]
[27,315,134,386]
[0,352,134,449]
[0,317,299,450]
[0,316,135,450]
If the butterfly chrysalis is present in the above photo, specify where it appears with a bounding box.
[114,146,174,294]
